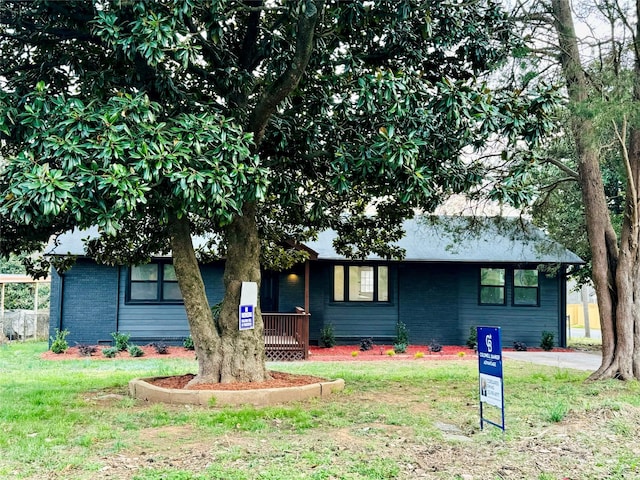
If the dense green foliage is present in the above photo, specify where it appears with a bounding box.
[0,0,559,267]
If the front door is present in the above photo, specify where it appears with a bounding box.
[260,271,279,312]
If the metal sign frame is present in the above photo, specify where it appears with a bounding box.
[477,326,505,431]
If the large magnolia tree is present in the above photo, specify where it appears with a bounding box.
[0,0,558,384]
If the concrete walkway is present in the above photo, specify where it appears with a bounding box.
[503,351,602,371]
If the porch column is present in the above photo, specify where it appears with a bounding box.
[304,259,310,313]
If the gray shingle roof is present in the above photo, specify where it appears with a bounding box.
[305,216,583,264]
[47,216,583,264]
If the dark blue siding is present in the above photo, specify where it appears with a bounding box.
[52,257,565,348]
[50,259,118,345]
[309,262,398,343]
[457,264,561,347]
[118,262,225,343]
[398,263,460,345]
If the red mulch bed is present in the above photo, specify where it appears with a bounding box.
[308,344,477,361]
[41,344,572,362]
[41,344,196,361]
[151,371,326,390]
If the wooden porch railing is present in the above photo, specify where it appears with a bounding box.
[262,312,310,361]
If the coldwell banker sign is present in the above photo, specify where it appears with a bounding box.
[477,326,505,431]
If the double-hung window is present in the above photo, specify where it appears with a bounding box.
[334,265,389,302]
[128,262,182,303]
[513,269,539,306]
[479,268,506,305]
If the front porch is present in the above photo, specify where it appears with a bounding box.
[263,312,310,361]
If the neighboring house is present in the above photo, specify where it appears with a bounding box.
[48,216,582,352]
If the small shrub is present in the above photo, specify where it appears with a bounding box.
[385,349,395,356]
[466,326,478,349]
[77,344,97,356]
[102,347,118,358]
[152,342,169,354]
[360,337,374,351]
[183,335,195,350]
[128,344,144,357]
[393,342,408,354]
[394,321,409,347]
[211,302,222,322]
[540,331,555,351]
[414,351,425,359]
[320,322,336,348]
[457,351,465,358]
[351,351,359,357]
[50,329,70,354]
[111,331,130,351]
[514,341,528,351]
[429,339,442,353]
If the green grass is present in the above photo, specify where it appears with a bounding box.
[2,342,640,479]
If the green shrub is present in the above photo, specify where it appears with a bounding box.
[394,321,409,353]
[50,328,69,354]
[320,322,336,347]
[102,347,118,358]
[128,344,144,357]
[393,342,408,354]
[111,331,130,351]
[540,331,555,351]
[183,335,195,350]
[466,326,477,349]
[211,302,222,322]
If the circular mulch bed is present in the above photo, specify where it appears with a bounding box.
[149,371,326,391]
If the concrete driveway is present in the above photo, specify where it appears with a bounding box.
[503,351,602,371]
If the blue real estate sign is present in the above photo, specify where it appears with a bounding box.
[477,326,505,431]
[239,305,255,331]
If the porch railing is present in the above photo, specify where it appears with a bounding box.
[262,312,310,361]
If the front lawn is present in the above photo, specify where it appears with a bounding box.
[1,341,639,479]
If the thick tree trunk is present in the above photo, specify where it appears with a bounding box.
[169,211,268,384]
[168,215,222,384]
[551,0,640,380]
[217,203,269,383]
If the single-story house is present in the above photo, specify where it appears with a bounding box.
[47,216,583,357]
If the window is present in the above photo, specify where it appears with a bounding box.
[334,265,389,302]
[513,269,539,306]
[128,262,182,303]
[480,268,505,305]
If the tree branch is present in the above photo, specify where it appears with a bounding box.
[248,0,323,146]
[542,155,580,180]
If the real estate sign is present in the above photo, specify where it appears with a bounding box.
[477,326,505,431]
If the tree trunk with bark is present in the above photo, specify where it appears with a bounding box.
[169,211,268,384]
[551,0,640,380]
